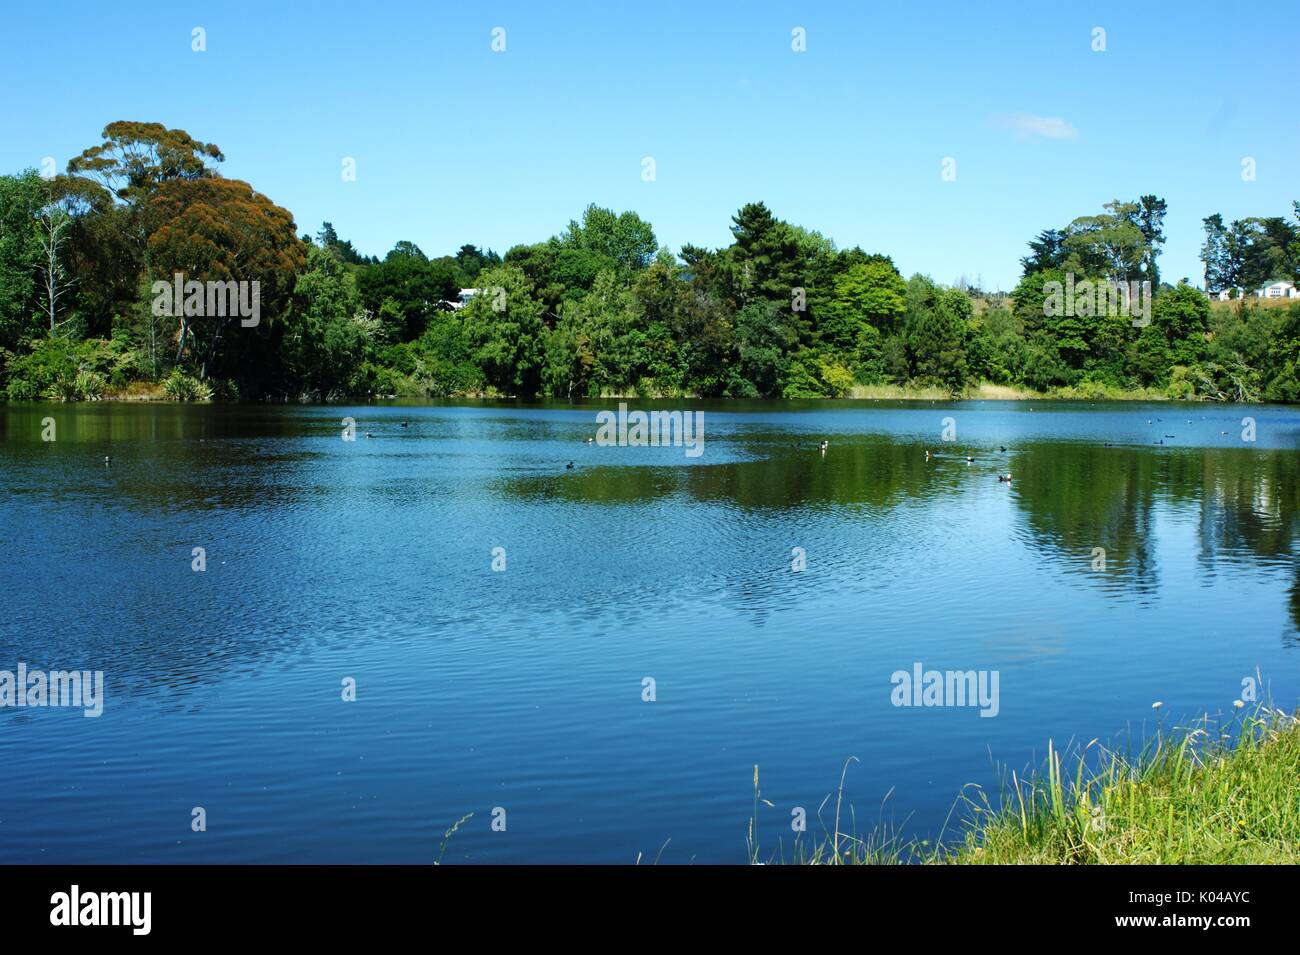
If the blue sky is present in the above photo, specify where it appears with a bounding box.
[2,1,1296,290]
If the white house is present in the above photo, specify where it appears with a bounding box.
[445,288,481,311]
[1256,280,1298,299]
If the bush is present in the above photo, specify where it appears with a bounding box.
[2,336,148,400]
[1165,365,1197,400]
[818,357,856,397]
[1071,378,1112,401]
[4,337,77,399]
[1264,367,1300,404]
[781,351,829,398]
[5,377,39,401]
[163,369,214,401]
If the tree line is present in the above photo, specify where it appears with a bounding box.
[2,121,1298,403]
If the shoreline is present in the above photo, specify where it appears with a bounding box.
[0,380,1259,406]
[754,709,1300,865]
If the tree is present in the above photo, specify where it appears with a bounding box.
[285,244,371,399]
[1132,195,1168,288]
[818,260,906,372]
[544,299,600,398]
[356,254,458,341]
[1232,217,1299,289]
[665,248,736,396]
[1021,229,1067,276]
[56,175,140,336]
[727,202,804,306]
[966,304,1027,385]
[57,123,229,339]
[551,246,619,300]
[316,222,370,265]
[66,121,223,202]
[902,278,970,388]
[503,241,574,317]
[583,270,641,391]
[732,300,799,397]
[1264,303,1300,401]
[1061,200,1149,285]
[1201,214,1232,292]
[1152,283,1209,367]
[1130,323,1171,386]
[631,257,692,392]
[35,203,76,335]
[454,244,499,284]
[562,204,657,275]
[145,177,306,384]
[1291,203,1300,283]
[1010,268,1081,386]
[0,171,47,348]
[386,240,426,262]
[460,265,545,395]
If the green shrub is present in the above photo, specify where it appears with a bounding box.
[1165,365,1197,400]
[2,336,148,400]
[45,369,109,401]
[163,369,214,401]
[1071,378,1113,401]
[4,337,77,399]
[78,370,107,400]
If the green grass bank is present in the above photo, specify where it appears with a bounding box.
[750,709,1300,865]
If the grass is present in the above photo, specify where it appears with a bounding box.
[1210,296,1296,313]
[751,707,1300,865]
[847,383,959,400]
[845,380,1176,403]
[434,811,474,865]
[970,382,1038,400]
[104,380,168,401]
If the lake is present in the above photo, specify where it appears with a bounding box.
[1,399,1297,863]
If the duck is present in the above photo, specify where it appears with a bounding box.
[566,461,575,470]
[104,455,111,466]
[819,440,829,452]
[999,446,1007,453]
[965,456,974,464]
[998,473,1013,483]
[585,437,594,444]
[400,420,408,428]
[365,431,374,439]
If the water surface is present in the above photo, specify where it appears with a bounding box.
[1,399,1297,862]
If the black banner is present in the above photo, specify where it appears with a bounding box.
[0,864,1273,940]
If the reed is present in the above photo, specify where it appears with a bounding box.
[754,706,1300,865]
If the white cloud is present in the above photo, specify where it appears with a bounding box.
[992,113,1079,141]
